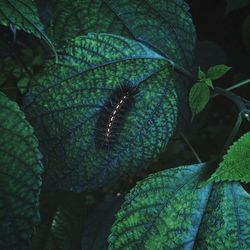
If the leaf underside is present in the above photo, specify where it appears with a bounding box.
[209,132,250,183]
[24,33,178,192]
[109,163,250,249]
[0,92,43,249]
[48,0,196,69]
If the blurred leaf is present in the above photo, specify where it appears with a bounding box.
[226,0,250,14]
[109,163,250,249]
[189,81,210,118]
[209,132,250,183]
[243,14,250,54]
[17,76,30,94]
[0,0,56,59]
[194,41,228,70]
[207,64,231,80]
[24,33,178,192]
[0,91,43,249]
[48,0,196,69]
[0,72,8,86]
[82,196,124,250]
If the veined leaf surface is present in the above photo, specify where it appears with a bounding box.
[109,163,250,249]
[24,33,178,192]
[209,131,250,183]
[48,0,196,69]
[0,92,43,249]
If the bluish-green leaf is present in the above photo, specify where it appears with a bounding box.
[0,0,56,59]
[0,92,43,249]
[109,163,250,249]
[209,132,250,183]
[24,33,178,192]
[48,0,196,69]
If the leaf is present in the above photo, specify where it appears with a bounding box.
[198,67,206,79]
[17,76,30,94]
[0,92,43,249]
[82,196,124,250]
[204,78,213,88]
[243,14,250,54]
[226,0,250,14]
[209,132,250,183]
[48,0,196,69]
[207,64,231,80]
[109,163,250,249]
[24,33,178,192]
[0,0,56,59]
[189,81,210,118]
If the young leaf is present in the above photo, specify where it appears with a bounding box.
[207,64,231,80]
[189,81,210,118]
[209,132,250,183]
[0,92,43,249]
[198,67,206,79]
[0,0,56,59]
[204,78,213,88]
[48,0,196,69]
[24,33,178,192]
[109,163,250,249]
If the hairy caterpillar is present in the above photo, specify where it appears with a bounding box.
[95,83,139,149]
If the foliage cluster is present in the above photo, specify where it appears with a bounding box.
[0,0,250,249]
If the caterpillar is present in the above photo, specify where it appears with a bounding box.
[95,83,139,149]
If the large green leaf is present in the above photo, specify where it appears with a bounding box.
[109,163,250,249]
[0,0,56,58]
[0,92,43,249]
[24,33,177,192]
[209,132,250,183]
[48,0,196,69]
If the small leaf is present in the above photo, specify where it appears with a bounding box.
[198,67,206,79]
[109,163,250,249]
[226,0,250,14]
[189,81,210,118]
[209,132,250,183]
[204,78,213,88]
[207,64,231,80]
[0,91,43,249]
[0,0,57,60]
[17,76,30,94]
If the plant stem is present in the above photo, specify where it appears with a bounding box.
[179,132,202,163]
[219,113,243,158]
[211,79,250,98]
[226,78,250,91]
[213,87,246,111]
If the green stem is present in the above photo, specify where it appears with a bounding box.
[226,78,250,91]
[213,87,246,111]
[219,113,243,158]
